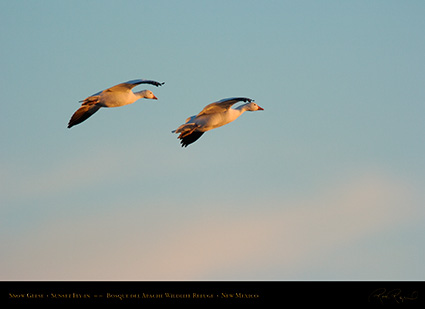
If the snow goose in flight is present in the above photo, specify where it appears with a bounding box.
[68,79,164,128]
[172,97,263,147]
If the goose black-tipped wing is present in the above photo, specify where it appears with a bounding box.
[68,104,101,128]
[179,131,204,147]
[125,79,165,87]
[107,79,165,92]
[198,97,254,116]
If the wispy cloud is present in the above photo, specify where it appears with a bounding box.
[2,170,419,280]
[0,138,187,205]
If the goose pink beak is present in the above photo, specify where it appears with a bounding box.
[152,95,158,100]
[257,105,264,111]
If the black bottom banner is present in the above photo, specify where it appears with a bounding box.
[2,281,424,306]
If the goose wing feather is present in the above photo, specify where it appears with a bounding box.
[197,97,253,116]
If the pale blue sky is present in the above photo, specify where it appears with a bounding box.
[1,0,424,280]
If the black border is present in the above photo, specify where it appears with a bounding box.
[2,281,424,305]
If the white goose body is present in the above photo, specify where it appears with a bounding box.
[173,97,263,147]
[191,105,245,131]
[96,89,138,108]
[68,79,164,128]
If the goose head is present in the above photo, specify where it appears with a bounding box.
[244,102,264,111]
[138,90,158,100]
